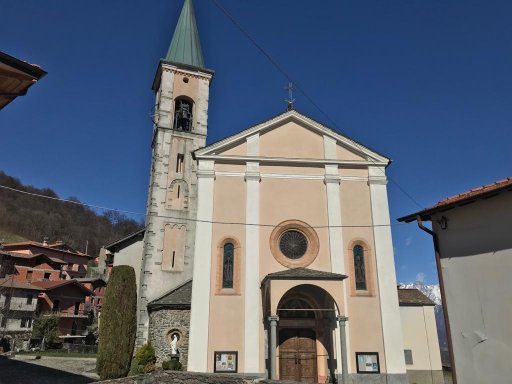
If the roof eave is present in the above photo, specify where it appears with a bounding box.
[147,303,191,312]
[399,302,436,307]
[104,228,145,251]
[0,51,47,79]
[397,184,512,223]
[261,273,348,287]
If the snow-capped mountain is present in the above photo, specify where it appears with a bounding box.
[399,282,450,367]
[400,282,442,305]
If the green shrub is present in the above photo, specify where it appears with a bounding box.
[96,266,137,380]
[128,358,144,376]
[135,342,156,366]
[162,359,183,371]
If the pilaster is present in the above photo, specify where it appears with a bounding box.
[368,165,407,376]
[244,157,261,374]
[188,160,215,371]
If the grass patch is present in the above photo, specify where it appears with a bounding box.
[18,351,97,358]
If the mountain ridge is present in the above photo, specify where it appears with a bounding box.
[0,171,143,255]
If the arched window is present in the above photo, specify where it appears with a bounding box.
[222,243,234,288]
[353,245,367,290]
[173,98,193,132]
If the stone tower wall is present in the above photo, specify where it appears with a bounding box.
[137,63,211,346]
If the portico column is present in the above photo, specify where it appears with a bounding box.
[337,316,349,384]
[268,315,279,380]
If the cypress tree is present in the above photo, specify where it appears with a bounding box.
[96,265,137,379]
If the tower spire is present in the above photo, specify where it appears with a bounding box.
[166,0,205,69]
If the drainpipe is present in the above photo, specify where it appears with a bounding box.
[416,215,457,384]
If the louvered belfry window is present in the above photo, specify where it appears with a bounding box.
[353,245,367,290]
[222,243,234,288]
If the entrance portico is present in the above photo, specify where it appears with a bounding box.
[261,268,349,383]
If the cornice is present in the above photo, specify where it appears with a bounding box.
[161,63,213,81]
[368,176,388,185]
[195,154,386,168]
[244,172,261,182]
[324,174,341,185]
[214,171,368,182]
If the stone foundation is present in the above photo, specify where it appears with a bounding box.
[96,370,260,383]
[342,373,409,384]
[406,369,444,384]
[148,308,190,368]
[0,331,32,351]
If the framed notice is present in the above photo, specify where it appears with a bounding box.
[356,352,380,374]
[214,351,238,373]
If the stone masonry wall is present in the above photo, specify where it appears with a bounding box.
[148,308,190,368]
[96,370,271,384]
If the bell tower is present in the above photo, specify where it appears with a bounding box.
[137,0,213,345]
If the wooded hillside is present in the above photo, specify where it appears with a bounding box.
[0,171,143,255]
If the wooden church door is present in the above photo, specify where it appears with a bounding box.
[279,328,318,383]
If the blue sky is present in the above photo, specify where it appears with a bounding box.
[1,0,511,284]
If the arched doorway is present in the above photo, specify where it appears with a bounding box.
[276,285,338,383]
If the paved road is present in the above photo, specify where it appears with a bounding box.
[0,355,99,384]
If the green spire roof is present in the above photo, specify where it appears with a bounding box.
[166,0,205,69]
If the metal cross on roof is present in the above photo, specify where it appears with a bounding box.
[285,82,295,111]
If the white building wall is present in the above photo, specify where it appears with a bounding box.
[112,239,144,298]
[0,289,39,332]
[400,306,442,371]
[434,193,512,384]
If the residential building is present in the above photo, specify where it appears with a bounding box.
[398,288,443,384]
[75,277,106,310]
[0,244,96,349]
[0,250,66,282]
[0,50,46,110]
[3,241,91,279]
[0,277,40,350]
[398,177,512,384]
[32,280,93,339]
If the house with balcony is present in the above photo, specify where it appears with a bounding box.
[0,277,43,350]
[2,240,91,280]
[32,280,94,340]
[75,277,106,311]
[0,250,66,282]
[0,245,97,349]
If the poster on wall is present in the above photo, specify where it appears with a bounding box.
[356,352,380,374]
[214,351,238,373]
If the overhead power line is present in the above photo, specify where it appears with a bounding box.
[0,184,407,229]
[209,0,424,210]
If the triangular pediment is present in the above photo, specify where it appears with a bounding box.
[195,110,389,164]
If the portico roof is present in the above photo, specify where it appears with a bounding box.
[147,279,192,311]
[261,268,347,286]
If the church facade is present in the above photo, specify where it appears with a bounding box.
[137,1,410,383]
